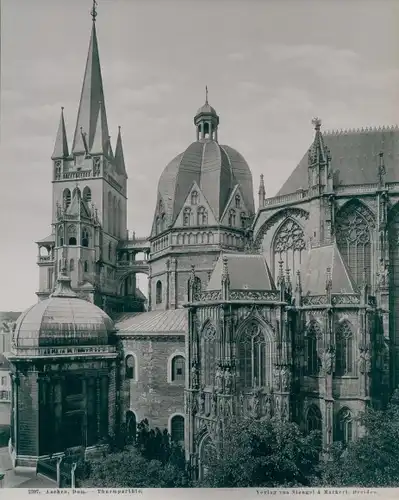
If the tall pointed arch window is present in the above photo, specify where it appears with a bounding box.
[188,276,201,301]
[336,202,373,286]
[273,218,305,280]
[335,321,354,376]
[83,186,91,203]
[197,207,208,226]
[202,322,216,386]
[335,408,353,445]
[305,321,321,376]
[191,191,199,206]
[228,209,236,227]
[306,405,322,433]
[183,207,191,227]
[156,280,162,304]
[67,225,77,245]
[63,189,71,210]
[237,322,272,389]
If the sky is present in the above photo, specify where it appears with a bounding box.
[1,0,399,311]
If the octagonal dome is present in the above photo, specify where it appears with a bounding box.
[12,273,115,350]
[154,140,254,231]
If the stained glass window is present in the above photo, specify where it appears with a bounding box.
[306,405,322,433]
[335,322,353,376]
[202,322,216,386]
[336,203,372,286]
[238,322,271,389]
[273,219,305,280]
[305,321,321,375]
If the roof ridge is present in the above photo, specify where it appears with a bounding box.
[323,124,399,136]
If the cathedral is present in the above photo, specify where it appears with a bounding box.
[5,4,399,480]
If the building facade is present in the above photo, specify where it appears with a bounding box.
[6,6,399,478]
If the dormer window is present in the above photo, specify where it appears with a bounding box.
[228,209,236,227]
[191,191,198,206]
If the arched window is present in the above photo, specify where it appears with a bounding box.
[84,260,89,273]
[238,322,272,389]
[335,408,353,446]
[240,212,246,228]
[202,322,216,386]
[235,194,241,208]
[306,405,322,433]
[305,321,321,376]
[171,355,185,382]
[63,189,71,209]
[125,355,135,380]
[108,242,112,261]
[69,258,75,272]
[228,209,236,227]
[67,224,77,245]
[126,411,136,443]
[57,227,64,246]
[170,415,184,444]
[156,280,162,304]
[335,321,354,376]
[81,227,89,247]
[83,186,91,203]
[188,275,201,301]
[191,191,199,205]
[273,218,305,280]
[336,202,372,286]
[197,207,208,226]
[183,207,191,227]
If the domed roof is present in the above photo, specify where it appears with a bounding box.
[12,273,115,351]
[196,103,217,116]
[155,139,255,229]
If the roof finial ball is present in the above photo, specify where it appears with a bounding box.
[91,0,98,22]
[312,117,322,131]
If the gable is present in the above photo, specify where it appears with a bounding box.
[220,185,249,228]
[173,181,217,228]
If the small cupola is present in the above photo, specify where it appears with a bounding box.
[194,86,219,141]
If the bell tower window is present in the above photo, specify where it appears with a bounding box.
[81,227,90,247]
[67,225,77,245]
[83,186,92,203]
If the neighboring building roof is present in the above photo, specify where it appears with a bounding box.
[301,243,357,295]
[155,139,254,229]
[115,309,187,335]
[277,126,399,196]
[13,273,114,350]
[207,253,276,291]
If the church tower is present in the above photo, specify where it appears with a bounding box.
[36,3,129,313]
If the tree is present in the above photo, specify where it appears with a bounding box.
[198,416,322,487]
[81,446,190,488]
[321,390,399,487]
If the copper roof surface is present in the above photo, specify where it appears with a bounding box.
[14,297,114,348]
[115,309,188,335]
[207,253,276,291]
[301,243,357,295]
[277,126,399,196]
[155,139,254,232]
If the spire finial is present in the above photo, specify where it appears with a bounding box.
[312,117,322,131]
[205,85,208,104]
[91,0,98,22]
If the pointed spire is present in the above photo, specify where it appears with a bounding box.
[309,117,328,167]
[72,14,109,154]
[52,107,69,159]
[258,173,266,209]
[52,247,77,298]
[115,126,128,177]
[90,102,105,154]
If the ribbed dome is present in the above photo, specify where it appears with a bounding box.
[196,103,217,116]
[155,139,254,231]
[13,273,114,350]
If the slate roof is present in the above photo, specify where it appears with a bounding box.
[207,253,276,291]
[155,139,255,231]
[115,309,188,335]
[277,126,399,196]
[301,243,357,295]
[35,234,55,245]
